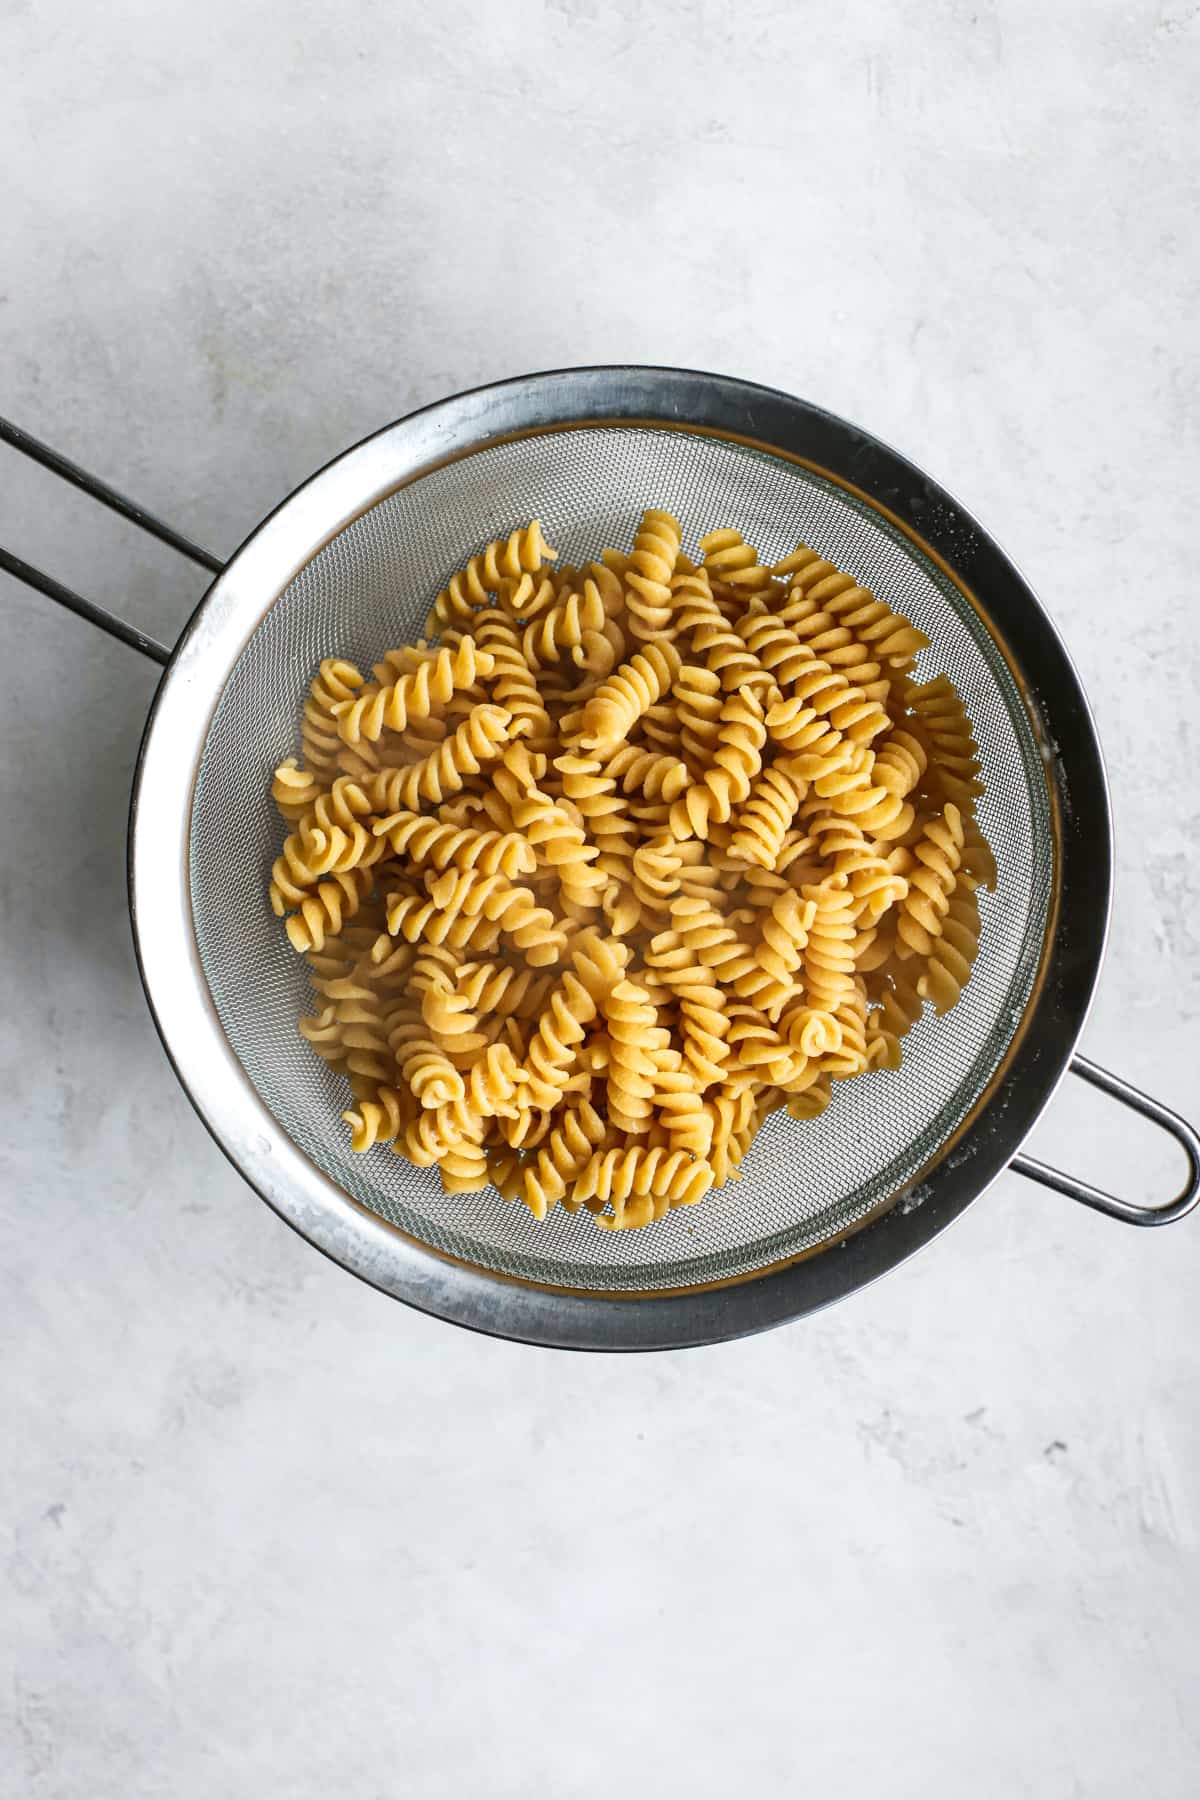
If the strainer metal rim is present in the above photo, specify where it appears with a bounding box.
[128,365,1112,1351]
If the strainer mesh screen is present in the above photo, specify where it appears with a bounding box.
[190,426,1052,1292]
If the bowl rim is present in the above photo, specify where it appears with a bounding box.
[128,364,1112,1350]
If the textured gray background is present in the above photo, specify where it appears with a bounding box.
[3,2,1199,1795]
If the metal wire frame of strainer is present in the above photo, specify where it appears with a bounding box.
[2,370,1197,1352]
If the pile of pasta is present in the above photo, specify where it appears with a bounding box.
[269,509,995,1231]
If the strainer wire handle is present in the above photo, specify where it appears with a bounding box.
[1011,1055,1200,1226]
[0,414,224,666]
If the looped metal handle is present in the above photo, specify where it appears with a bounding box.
[1011,1055,1200,1226]
[0,415,224,665]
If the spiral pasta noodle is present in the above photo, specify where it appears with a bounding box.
[520,1098,609,1220]
[468,613,555,752]
[580,641,683,754]
[802,812,909,921]
[334,639,494,745]
[767,658,890,751]
[575,1146,715,1231]
[725,1005,808,1090]
[379,703,515,812]
[553,753,637,891]
[343,1085,409,1154]
[603,978,660,1136]
[271,508,994,1230]
[516,971,598,1112]
[700,527,772,598]
[284,865,376,954]
[493,744,606,914]
[412,947,488,1064]
[272,756,326,821]
[670,963,730,1090]
[670,690,766,839]
[303,659,365,775]
[741,889,818,1020]
[821,759,915,843]
[270,818,356,915]
[458,1042,528,1119]
[905,674,985,810]
[387,867,567,965]
[801,878,859,1012]
[673,661,723,770]
[727,762,803,869]
[425,521,557,633]
[388,1013,465,1112]
[624,508,683,641]
[775,546,930,669]
[896,804,964,958]
[736,610,818,690]
[916,886,981,1014]
[521,577,609,670]
[371,810,534,880]
[603,745,690,804]
[672,567,769,693]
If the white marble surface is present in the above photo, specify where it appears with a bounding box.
[3,2,1199,1794]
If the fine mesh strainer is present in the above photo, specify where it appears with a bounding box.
[3,368,1197,1350]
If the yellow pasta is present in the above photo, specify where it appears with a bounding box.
[904,674,985,810]
[270,512,993,1230]
[284,865,376,954]
[371,810,534,880]
[774,547,930,669]
[699,527,773,598]
[333,640,494,745]
[674,661,723,770]
[672,566,770,693]
[768,658,890,751]
[801,878,859,1013]
[516,972,598,1111]
[741,889,818,1021]
[574,1145,715,1231]
[272,756,325,821]
[603,978,660,1136]
[727,762,803,870]
[425,521,557,633]
[603,745,690,804]
[896,804,964,958]
[669,690,767,840]
[553,753,636,891]
[521,578,608,671]
[403,703,519,809]
[303,658,365,775]
[579,641,682,754]
[521,1097,609,1220]
[470,613,555,751]
[460,1043,529,1120]
[387,868,567,966]
[624,508,683,642]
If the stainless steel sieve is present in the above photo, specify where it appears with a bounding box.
[3,368,1197,1351]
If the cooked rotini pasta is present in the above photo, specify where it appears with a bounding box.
[624,508,682,642]
[271,514,994,1226]
[302,659,364,776]
[521,577,608,671]
[579,641,683,754]
[727,761,804,870]
[425,521,557,633]
[333,640,494,745]
[669,690,767,839]
[700,527,772,598]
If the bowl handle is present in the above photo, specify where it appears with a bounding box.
[0,414,224,666]
[1011,1055,1200,1225]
